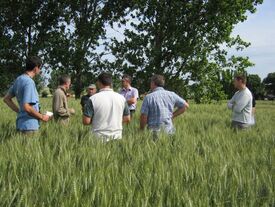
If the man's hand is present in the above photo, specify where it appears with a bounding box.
[127,97,137,105]
[41,114,51,122]
[123,115,131,123]
[69,108,75,115]
[83,115,92,125]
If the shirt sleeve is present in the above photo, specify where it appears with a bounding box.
[134,88,139,99]
[141,96,149,115]
[22,82,38,105]
[83,99,94,118]
[123,101,130,116]
[227,93,236,109]
[173,93,185,108]
[80,96,86,108]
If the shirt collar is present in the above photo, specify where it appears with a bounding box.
[122,86,132,91]
[153,87,164,92]
[58,86,67,93]
[99,88,113,92]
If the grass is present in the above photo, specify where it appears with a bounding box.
[0,98,274,206]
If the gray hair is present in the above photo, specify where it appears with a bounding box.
[151,74,165,87]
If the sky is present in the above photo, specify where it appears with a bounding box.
[230,0,275,80]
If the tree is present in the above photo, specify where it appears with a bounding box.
[247,74,264,99]
[45,0,130,98]
[0,0,63,95]
[109,0,263,103]
[263,72,275,96]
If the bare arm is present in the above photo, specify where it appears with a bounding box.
[140,114,148,130]
[82,115,92,125]
[127,97,137,105]
[123,115,131,123]
[23,103,50,122]
[173,102,189,119]
[3,94,19,113]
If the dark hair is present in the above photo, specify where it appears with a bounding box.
[122,74,132,83]
[58,75,71,85]
[25,56,42,71]
[151,74,165,87]
[235,74,247,84]
[97,73,112,86]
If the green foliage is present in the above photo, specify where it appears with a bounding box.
[41,87,51,98]
[247,74,265,99]
[0,0,63,95]
[263,72,275,95]
[109,0,263,103]
[0,0,266,101]
[0,99,274,206]
[45,0,130,98]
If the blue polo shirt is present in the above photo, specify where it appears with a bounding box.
[8,74,40,131]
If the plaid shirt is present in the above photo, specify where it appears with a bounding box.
[141,87,186,133]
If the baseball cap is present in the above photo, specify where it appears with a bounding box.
[88,84,96,89]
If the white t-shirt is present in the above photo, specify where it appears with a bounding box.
[83,88,130,140]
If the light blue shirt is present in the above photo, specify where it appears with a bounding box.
[141,87,186,134]
[8,74,40,131]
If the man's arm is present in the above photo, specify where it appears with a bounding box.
[123,101,131,123]
[172,94,189,119]
[82,99,93,125]
[173,101,189,119]
[127,89,139,105]
[23,103,50,122]
[233,94,251,113]
[123,115,131,123]
[3,94,19,113]
[83,115,92,125]
[127,97,137,105]
[140,114,148,130]
[227,94,236,109]
[140,96,149,130]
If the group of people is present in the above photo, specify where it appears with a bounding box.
[3,56,255,140]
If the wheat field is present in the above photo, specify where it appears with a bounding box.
[0,98,274,206]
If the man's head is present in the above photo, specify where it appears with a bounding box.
[59,75,71,90]
[234,74,247,90]
[96,73,112,89]
[121,74,132,89]
[25,56,42,75]
[87,84,97,96]
[150,74,165,90]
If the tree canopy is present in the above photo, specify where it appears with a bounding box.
[0,0,268,102]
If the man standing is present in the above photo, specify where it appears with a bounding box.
[80,84,97,111]
[83,73,130,141]
[140,75,189,137]
[227,75,253,129]
[52,75,75,124]
[119,74,139,116]
[3,56,50,133]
